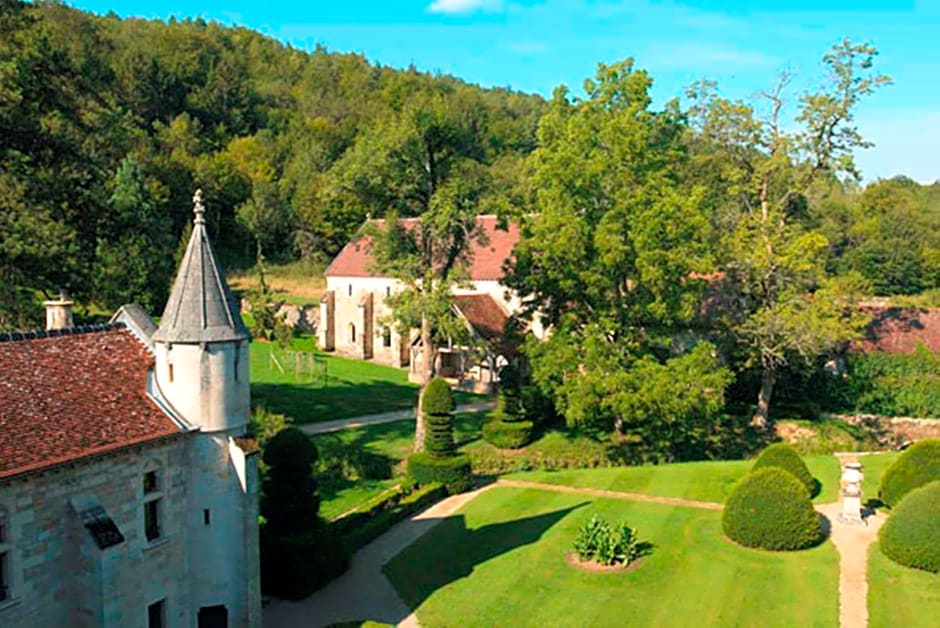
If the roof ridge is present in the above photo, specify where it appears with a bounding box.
[0,322,125,344]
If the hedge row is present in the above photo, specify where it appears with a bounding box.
[332,483,448,553]
[260,525,349,600]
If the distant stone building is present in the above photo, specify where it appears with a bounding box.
[319,216,541,390]
[0,193,260,628]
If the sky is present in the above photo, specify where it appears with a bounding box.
[71,0,939,183]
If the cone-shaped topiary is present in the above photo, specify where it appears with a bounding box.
[878,439,940,508]
[722,467,823,551]
[423,377,455,416]
[261,427,320,536]
[497,364,522,420]
[752,443,817,497]
[879,480,940,573]
[425,413,456,457]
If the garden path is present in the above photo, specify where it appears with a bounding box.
[818,453,887,628]
[298,401,496,435]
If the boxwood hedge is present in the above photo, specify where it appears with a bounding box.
[752,443,817,497]
[878,438,940,508]
[407,451,472,494]
[483,418,534,449]
[879,480,940,573]
[722,467,823,551]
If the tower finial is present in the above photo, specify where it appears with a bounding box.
[193,189,206,225]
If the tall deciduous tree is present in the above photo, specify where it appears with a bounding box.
[352,95,492,450]
[507,60,726,450]
[687,40,889,428]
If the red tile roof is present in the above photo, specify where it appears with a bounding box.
[325,216,520,281]
[453,294,509,341]
[0,327,182,479]
[853,307,940,354]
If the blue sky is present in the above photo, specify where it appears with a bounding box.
[72,0,939,183]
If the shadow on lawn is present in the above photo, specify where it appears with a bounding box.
[383,503,587,613]
[252,381,419,423]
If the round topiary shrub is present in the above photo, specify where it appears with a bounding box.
[752,443,816,497]
[423,377,455,416]
[722,467,823,551]
[483,417,533,449]
[879,480,940,573]
[407,451,472,494]
[878,439,940,508]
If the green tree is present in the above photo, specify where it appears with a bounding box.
[94,156,174,311]
[507,60,720,443]
[260,427,320,535]
[687,40,889,428]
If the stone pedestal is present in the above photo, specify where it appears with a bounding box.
[839,462,864,524]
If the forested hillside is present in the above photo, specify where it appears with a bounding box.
[0,0,543,328]
[1,1,937,334]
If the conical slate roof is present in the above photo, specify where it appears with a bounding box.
[152,190,250,344]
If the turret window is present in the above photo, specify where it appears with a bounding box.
[349,323,356,343]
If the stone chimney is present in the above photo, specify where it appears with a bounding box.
[44,292,74,331]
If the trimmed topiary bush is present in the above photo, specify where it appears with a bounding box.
[260,525,349,599]
[752,443,817,497]
[878,439,940,508]
[482,417,534,449]
[497,364,522,418]
[425,413,456,457]
[423,377,455,415]
[722,467,823,551]
[879,480,940,573]
[407,451,472,494]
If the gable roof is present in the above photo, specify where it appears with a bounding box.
[0,326,183,480]
[853,307,940,354]
[152,192,249,344]
[453,294,509,342]
[325,215,520,281]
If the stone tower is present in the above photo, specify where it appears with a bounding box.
[153,190,260,627]
[152,189,251,434]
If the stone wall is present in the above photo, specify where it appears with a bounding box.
[829,413,940,447]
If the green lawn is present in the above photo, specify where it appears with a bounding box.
[251,336,486,423]
[506,453,842,504]
[384,486,840,627]
[859,451,900,504]
[315,412,488,519]
[868,544,940,628]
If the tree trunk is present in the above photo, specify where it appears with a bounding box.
[752,366,776,430]
[414,314,433,451]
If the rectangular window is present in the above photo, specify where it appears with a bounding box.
[145,500,161,542]
[386,286,391,297]
[148,599,165,628]
[0,551,8,602]
[382,327,392,348]
[168,363,174,383]
[143,471,159,494]
[348,284,353,297]
[204,509,211,526]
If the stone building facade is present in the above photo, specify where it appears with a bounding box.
[0,193,260,628]
[319,216,543,390]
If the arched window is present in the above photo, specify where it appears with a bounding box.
[0,506,11,601]
[142,461,163,543]
[349,323,357,343]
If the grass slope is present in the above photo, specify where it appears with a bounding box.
[868,544,940,627]
[384,486,839,627]
[251,337,483,423]
[506,454,841,504]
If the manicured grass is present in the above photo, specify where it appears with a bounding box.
[314,413,488,518]
[868,543,940,627]
[251,336,484,423]
[859,451,900,504]
[384,486,840,627]
[506,454,842,504]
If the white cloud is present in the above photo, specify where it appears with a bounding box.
[427,0,504,15]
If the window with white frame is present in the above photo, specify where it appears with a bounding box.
[143,465,163,542]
